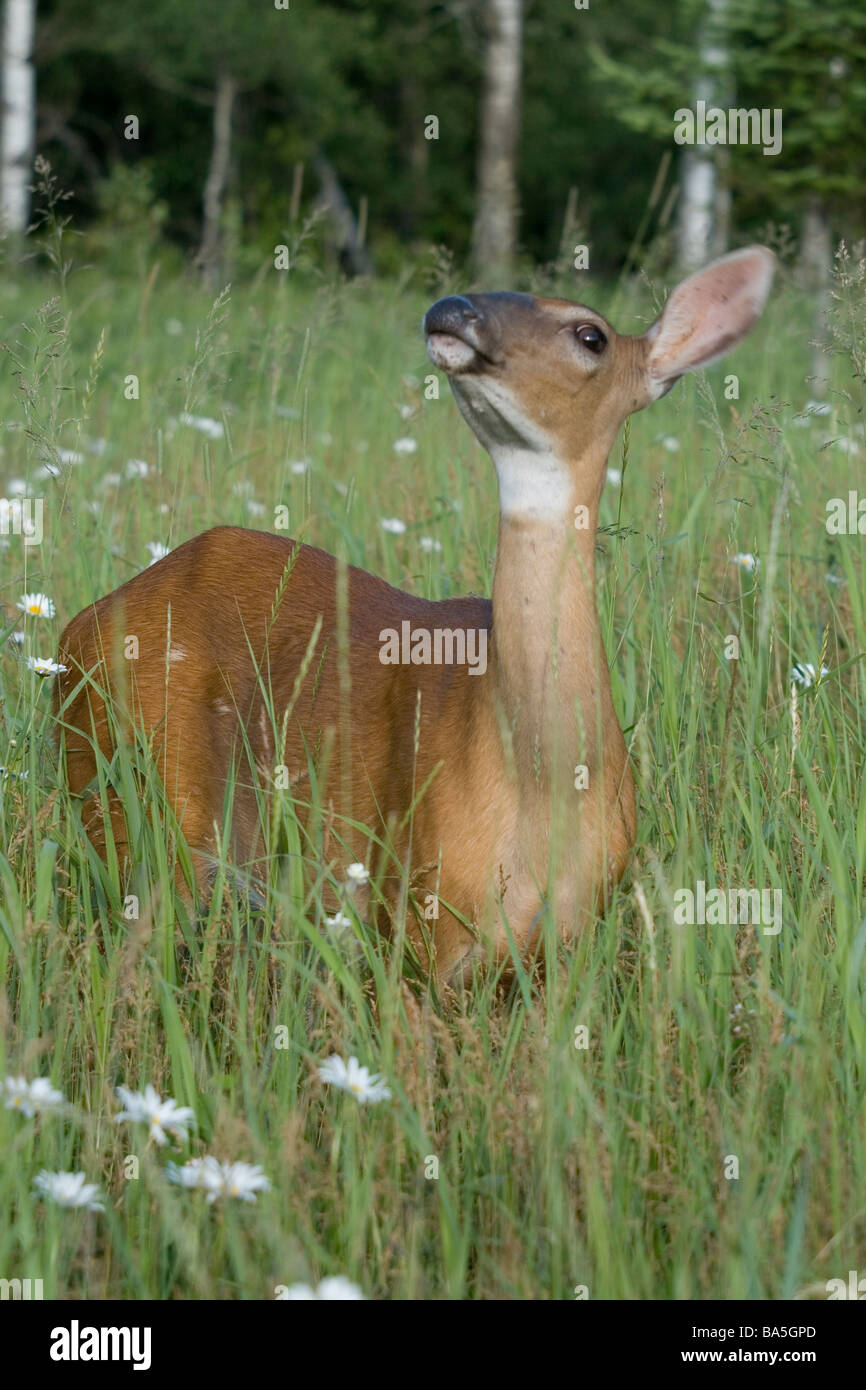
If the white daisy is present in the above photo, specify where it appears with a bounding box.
[606,467,622,487]
[33,1170,104,1212]
[17,592,55,618]
[26,656,67,676]
[146,541,170,565]
[277,1276,365,1300]
[393,437,418,455]
[114,1083,196,1147]
[179,413,225,441]
[3,1075,65,1116]
[730,553,759,573]
[326,911,354,937]
[166,1157,270,1203]
[381,518,407,535]
[125,458,150,479]
[317,1054,391,1104]
[345,863,369,887]
[419,536,443,554]
[791,661,830,690]
[289,459,310,475]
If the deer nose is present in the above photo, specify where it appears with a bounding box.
[423,296,482,338]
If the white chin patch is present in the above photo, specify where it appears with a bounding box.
[426,333,478,374]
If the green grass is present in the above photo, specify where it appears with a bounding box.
[1,240,865,1300]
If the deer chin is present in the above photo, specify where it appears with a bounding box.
[426,332,481,374]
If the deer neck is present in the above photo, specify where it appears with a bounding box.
[486,438,614,800]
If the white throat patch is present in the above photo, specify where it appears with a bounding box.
[451,375,572,521]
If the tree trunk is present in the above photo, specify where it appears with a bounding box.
[677,0,730,271]
[197,70,237,285]
[312,150,373,277]
[472,0,522,283]
[801,198,833,398]
[0,0,36,237]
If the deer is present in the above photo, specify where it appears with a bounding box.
[55,247,774,985]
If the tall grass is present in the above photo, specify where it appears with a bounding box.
[0,236,864,1299]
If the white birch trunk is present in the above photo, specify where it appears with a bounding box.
[677,0,730,271]
[197,70,237,284]
[0,0,36,236]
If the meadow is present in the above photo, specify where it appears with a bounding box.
[1,223,865,1300]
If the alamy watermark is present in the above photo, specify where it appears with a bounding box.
[1,1276,43,1299]
[379,621,487,676]
[674,101,782,157]
[674,881,782,936]
[0,496,44,545]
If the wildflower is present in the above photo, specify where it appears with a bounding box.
[317,1054,391,1104]
[381,518,407,535]
[289,459,310,475]
[246,500,266,517]
[125,458,150,479]
[393,437,418,455]
[730,553,759,573]
[179,413,225,441]
[56,448,84,465]
[833,437,861,456]
[660,436,680,452]
[606,467,622,487]
[166,1157,270,1203]
[345,863,369,888]
[33,1170,104,1212]
[26,656,67,677]
[791,661,829,690]
[114,1084,196,1147]
[326,911,354,937]
[793,400,831,427]
[17,592,55,618]
[277,1277,365,1300]
[419,536,443,554]
[3,1075,64,1116]
[146,542,170,565]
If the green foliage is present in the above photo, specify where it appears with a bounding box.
[28,0,865,272]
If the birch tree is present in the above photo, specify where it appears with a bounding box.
[0,0,36,236]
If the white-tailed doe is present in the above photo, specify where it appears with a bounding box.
[57,247,774,983]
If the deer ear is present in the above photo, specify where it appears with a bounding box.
[645,246,775,390]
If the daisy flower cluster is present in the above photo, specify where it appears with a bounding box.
[324,861,370,941]
[3,1071,268,1213]
[11,590,67,678]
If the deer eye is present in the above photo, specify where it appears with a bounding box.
[575,324,607,354]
